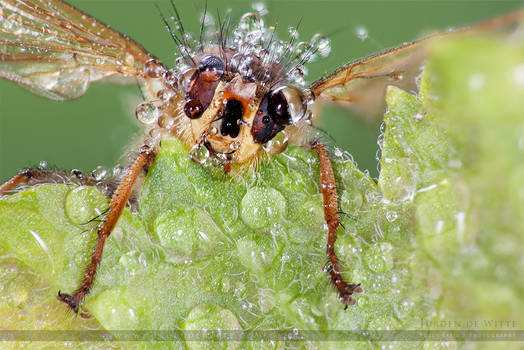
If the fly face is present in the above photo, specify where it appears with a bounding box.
[177,48,308,164]
[141,10,318,168]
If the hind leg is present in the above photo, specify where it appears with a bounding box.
[1,168,118,198]
[57,146,154,313]
[311,141,363,309]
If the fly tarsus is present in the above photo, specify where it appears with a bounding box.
[57,291,81,313]
[56,146,154,314]
[312,141,363,309]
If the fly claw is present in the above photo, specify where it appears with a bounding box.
[341,284,363,310]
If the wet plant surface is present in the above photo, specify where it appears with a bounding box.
[1,37,523,349]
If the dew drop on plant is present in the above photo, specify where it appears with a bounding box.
[386,210,398,222]
[468,72,485,90]
[413,113,424,121]
[137,252,147,267]
[340,191,363,217]
[154,210,194,255]
[64,186,107,225]
[240,187,286,229]
[364,242,394,273]
[513,63,524,87]
[293,41,313,60]
[221,278,230,293]
[233,281,246,297]
[257,288,275,313]
[184,303,242,349]
[119,250,140,271]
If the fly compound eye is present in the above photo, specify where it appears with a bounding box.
[183,56,225,119]
[198,55,225,82]
[251,92,286,144]
[271,86,306,125]
[251,86,306,144]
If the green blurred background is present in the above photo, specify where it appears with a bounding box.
[0,0,521,181]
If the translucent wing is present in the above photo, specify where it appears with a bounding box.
[0,0,157,100]
[310,9,524,121]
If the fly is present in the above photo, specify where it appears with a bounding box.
[0,0,523,313]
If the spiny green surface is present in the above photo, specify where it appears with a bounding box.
[1,36,523,349]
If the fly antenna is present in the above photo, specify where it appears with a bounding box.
[168,0,196,64]
[155,4,185,58]
[198,0,208,50]
[135,77,146,102]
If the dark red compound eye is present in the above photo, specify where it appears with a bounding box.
[184,55,224,119]
[251,90,290,144]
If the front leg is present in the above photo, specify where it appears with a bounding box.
[57,145,154,313]
[311,141,363,309]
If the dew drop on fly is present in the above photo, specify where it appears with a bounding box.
[189,144,211,164]
[135,101,160,125]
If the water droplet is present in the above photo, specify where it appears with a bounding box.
[156,89,174,102]
[162,70,178,90]
[233,281,246,297]
[288,26,299,41]
[144,58,166,78]
[157,115,174,129]
[311,34,331,58]
[237,13,264,44]
[229,141,240,151]
[237,240,270,274]
[189,144,210,164]
[252,2,268,16]
[119,250,141,271]
[90,166,107,181]
[468,73,485,90]
[65,186,108,225]
[385,210,398,223]
[135,101,160,125]
[513,63,524,87]
[154,210,194,254]
[355,26,368,40]
[413,113,424,121]
[240,187,286,229]
[364,242,394,273]
[293,42,312,61]
[184,304,242,343]
[379,157,418,202]
[124,53,134,67]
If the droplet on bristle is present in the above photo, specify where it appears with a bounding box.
[189,144,211,164]
[311,34,331,58]
[288,26,299,41]
[355,26,368,41]
[252,3,268,16]
[135,102,160,125]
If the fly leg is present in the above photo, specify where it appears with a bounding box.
[311,141,363,309]
[0,168,112,196]
[57,145,154,313]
